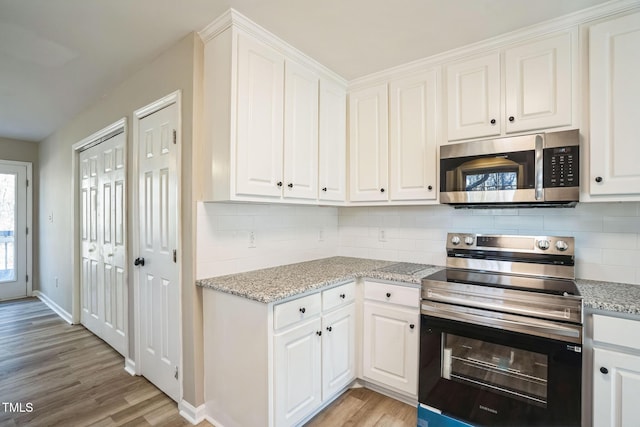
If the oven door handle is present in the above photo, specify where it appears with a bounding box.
[421,302,582,344]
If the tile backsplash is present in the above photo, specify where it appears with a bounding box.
[197,201,640,285]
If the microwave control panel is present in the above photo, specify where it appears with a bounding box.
[543,146,579,188]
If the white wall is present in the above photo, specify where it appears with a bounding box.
[196,202,339,279]
[338,202,640,285]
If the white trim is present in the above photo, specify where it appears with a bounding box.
[124,358,136,376]
[178,400,207,425]
[33,290,73,324]
[132,90,183,398]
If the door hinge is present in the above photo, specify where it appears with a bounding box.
[173,129,177,145]
[26,227,28,235]
[26,274,29,282]
[174,366,179,380]
[26,179,29,187]
[173,249,177,263]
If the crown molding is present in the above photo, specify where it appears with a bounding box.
[349,0,640,90]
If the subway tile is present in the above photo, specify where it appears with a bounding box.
[602,249,640,267]
[603,217,640,233]
[543,216,603,233]
[217,215,254,230]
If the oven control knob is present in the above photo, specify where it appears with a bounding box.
[451,236,461,245]
[464,236,474,246]
[556,240,569,252]
[537,239,551,250]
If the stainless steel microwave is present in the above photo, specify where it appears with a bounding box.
[439,129,579,207]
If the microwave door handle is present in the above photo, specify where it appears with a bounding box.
[535,135,544,200]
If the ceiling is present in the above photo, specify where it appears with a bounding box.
[0,0,611,142]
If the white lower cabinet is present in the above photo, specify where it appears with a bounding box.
[362,281,420,397]
[592,314,640,427]
[274,282,356,426]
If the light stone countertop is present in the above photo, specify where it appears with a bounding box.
[196,256,639,315]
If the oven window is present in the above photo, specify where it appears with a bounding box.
[465,171,517,191]
[442,333,548,407]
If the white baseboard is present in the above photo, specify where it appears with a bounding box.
[124,358,136,376]
[179,399,207,425]
[33,290,73,324]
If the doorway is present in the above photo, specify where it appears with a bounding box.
[0,160,32,301]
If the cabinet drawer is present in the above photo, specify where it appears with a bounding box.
[593,314,640,351]
[274,293,321,330]
[364,281,420,308]
[322,282,355,312]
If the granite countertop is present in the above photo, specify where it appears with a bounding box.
[197,256,640,315]
[196,256,441,304]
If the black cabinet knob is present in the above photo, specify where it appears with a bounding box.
[322,187,327,192]
[287,183,293,188]
[427,185,433,191]
[595,176,603,183]
[339,293,346,299]
[277,181,283,187]
[386,292,391,298]
[134,257,145,267]
[326,326,332,332]
[410,324,415,329]
[299,307,306,314]
[508,116,515,122]
[490,119,496,125]
[316,330,322,336]
[380,188,385,193]
[600,367,609,374]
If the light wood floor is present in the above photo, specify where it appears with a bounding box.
[0,298,416,427]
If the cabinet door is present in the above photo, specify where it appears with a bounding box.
[389,70,438,201]
[236,33,285,197]
[274,318,322,427]
[284,61,319,200]
[319,79,347,202]
[505,32,572,133]
[322,303,356,400]
[349,84,389,201]
[446,52,501,141]
[362,301,419,396]
[589,12,640,196]
[593,347,640,427]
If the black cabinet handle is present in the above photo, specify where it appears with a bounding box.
[326,326,332,332]
[427,185,433,191]
[410,324,415,329]
[490,119,496,125]
[380,188,385,193]
[386,292,391,298]
[339,293,346,299]
[299,307,306,314]
[277,181,283,187]
[134,257,145,267]
[600,367,609,375]
[508,116,515,122]
[595,176,603,183]
[287,183,293,188]
[316,331,322,336]
[322,187,327,192]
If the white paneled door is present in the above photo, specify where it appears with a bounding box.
[0,161,29,301]
[79,132,127,355]
[135,99,180,402]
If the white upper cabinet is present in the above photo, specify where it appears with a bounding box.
[236,33,285,198]
[589,11,640,196]
[445,31,573,141]
[284,61,319,200]
[200,15,347,204]
[349,84,389,202]
[389,70,439,200]
[446,52,501,141]
[319,79,347,202]
[505,32,572,133]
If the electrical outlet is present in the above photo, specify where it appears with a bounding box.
[48,212,53,223]
[378,229,387,242]
[248,231,256,248]
[318,228,324,242]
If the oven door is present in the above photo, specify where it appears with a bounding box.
[419,313,582,427]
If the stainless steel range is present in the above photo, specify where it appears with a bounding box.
[418,233,583,427]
